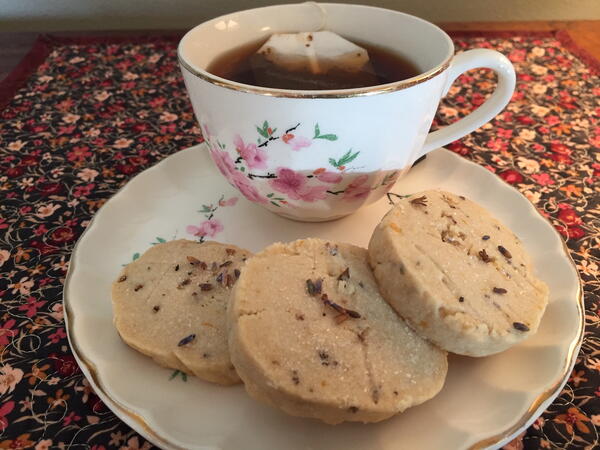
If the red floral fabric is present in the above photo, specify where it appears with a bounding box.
[0,32,598,449]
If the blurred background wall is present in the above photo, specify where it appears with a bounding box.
[1,0,599,31]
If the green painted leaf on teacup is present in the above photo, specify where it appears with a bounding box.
[329,149,359,168]
[318,134,337,141]
[256,125,268,138]
[314,123,338,141]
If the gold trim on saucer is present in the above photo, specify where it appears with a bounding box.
[67,335,186,450]
[64,218,185,449]
[177,53,452,98]
[468,212,585,449]
[63,146,585,450]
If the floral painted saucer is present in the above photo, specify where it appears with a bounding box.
[64,144,583,450]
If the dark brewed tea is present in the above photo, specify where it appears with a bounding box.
[206,36,420,90]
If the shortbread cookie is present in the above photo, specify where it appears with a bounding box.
[112,239,251,385]
[368,190,549,357]
[228,238,447,424]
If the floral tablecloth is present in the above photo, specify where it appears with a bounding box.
[0,31,598,449]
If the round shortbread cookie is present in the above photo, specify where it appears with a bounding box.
[228,238,447,424]
[368,190,549,357]
[112,239,252,385]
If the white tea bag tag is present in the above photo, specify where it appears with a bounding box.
[256,31,370,74]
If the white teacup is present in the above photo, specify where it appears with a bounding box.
[179,2,515,221]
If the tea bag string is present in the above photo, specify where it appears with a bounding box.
[303,1,328,31]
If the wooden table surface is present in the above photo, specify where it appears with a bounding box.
[0,21,598,83]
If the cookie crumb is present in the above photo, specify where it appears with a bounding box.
[357,329,368,342]
[226,273,235,288]
[177,279,191,289]
[178,334,196,346]
[325,242,338,256]
[442,194,458,209]
[318,350,330,366]
[320,293,361,320]
[337,267,350,281]
[187,256,201,265]
[291,370,300,385]
[409,195,427,207]
[513,322,530,332]
[372,388,380,404]
[478,249,494,263]
[306,278,322,296]
[498,245,512,259]
[334,313,349,324]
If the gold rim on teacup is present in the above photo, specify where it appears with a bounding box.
[177,54,452,99]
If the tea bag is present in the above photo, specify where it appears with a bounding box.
[251,31,380,90]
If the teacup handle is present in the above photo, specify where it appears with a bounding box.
[419,49,516,157]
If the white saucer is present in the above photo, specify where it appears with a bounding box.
[64,144,583,450]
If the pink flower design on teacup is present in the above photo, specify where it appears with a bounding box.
[209,149,268,204]
[343,174,371,201]
[211,148,236,178]
[187,219,224,238]
[269,167,328,202]
[232,174,268,204]
[299,185,330,202]
[281,133,311,151]
[234,134,268,169]
[314,169,343,184]
[219,196,238,207]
